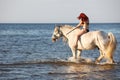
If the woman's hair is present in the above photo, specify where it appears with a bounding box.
[77,13,89,22]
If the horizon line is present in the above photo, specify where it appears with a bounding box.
[0,22,120,24]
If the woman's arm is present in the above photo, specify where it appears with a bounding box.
[76,20,83,28]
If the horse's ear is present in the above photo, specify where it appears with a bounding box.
[54,24,58,30]
[58,25,63,28]
[54,24,63,29]
[58,25,61,28]
[54,24,60,28]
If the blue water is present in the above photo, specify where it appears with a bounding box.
[0,23,120,80]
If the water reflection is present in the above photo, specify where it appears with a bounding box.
[66,63,115,72]
[0,62,119,80]
[58,63,116,79]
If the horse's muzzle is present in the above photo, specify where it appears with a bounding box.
[52,34,58,42]
[52,35,57,42]
[52,38,56,42]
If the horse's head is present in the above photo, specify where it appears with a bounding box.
[52,26,63,42]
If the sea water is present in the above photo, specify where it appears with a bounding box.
[0,23,120,80]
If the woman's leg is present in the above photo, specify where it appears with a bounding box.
[77,29,86,36]
[75,30,85,45]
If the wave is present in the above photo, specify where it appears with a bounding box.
[0,58,119,66]
[0,59,70,66]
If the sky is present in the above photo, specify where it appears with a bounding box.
[0,0,120,23]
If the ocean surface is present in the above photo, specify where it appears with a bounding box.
[0,23,120,80]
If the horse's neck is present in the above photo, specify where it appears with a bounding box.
[60,26,73,37]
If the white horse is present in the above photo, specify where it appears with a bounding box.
[52,25,117,64]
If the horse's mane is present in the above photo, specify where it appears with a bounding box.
[60,25,74,43]
[55,25,75,43]
[62,25,74,29]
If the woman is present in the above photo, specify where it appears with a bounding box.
[74,13,89,47]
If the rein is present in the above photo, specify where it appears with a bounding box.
[66,27,78,35]
[58,26,63,37]
[58,26,68,42]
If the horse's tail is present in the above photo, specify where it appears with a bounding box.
[105,32,117,63]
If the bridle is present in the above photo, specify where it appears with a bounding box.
[53,26,63,39]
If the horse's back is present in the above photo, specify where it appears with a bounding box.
[78,31,97,49]
[78,30,108,50]
[82,30,107,38]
